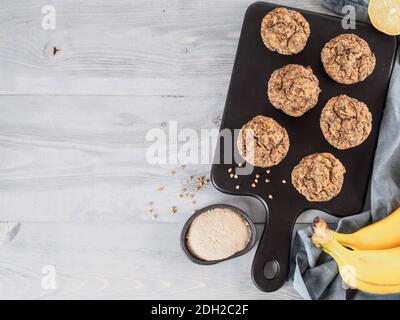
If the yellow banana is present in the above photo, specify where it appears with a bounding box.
[331,208,400,250]
[312,218,400,295]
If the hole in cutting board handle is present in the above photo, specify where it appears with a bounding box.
[264,259,280,279]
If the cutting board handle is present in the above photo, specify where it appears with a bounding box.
[251,208,298,292]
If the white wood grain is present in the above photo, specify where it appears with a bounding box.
[0,0,329,95]
[0,0,335,300]
[0,222,301,300]
[0,95,270,223]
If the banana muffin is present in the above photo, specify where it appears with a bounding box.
[291,152,346,202]
[268,64,321,117]
[321,34,376,84]
[237,115,290,168]
[320,95,372,150]
[261,7,310,55]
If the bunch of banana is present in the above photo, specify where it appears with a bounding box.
[311,208,400,295]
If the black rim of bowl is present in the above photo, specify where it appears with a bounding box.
[180,204,257,265]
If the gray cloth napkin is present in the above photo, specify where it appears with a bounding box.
[321,0,370,21]
[290,0,400,300]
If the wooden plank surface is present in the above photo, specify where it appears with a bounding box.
[0,222,304,300]
[0,0,330,96]
[0,0,336,299]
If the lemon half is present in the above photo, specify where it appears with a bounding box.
[368,0,400,36]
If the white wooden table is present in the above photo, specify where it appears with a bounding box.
[0,0,336,299]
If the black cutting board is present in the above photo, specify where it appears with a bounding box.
[210,2,397,292]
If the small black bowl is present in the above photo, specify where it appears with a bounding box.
[180,204,257,265]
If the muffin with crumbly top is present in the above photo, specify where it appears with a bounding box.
[321,34,376,84]
[320,95,372,150]
[237,115,290,168]
[268,64,321,117]
[292,152,346,202]
[261,7,310,55]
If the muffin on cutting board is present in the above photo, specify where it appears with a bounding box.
[320,95,372,150]
[268,64,321,117]
[261,7,310,55]
[237,115,290,168]
[321,34,376,84]
[291,152,346,202]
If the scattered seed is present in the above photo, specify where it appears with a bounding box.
[266,169,271,174]
[187,176,193,182]
[170,206,177,214]
[151,215,158,220]
[178,194,184,198]
[265,178,270,183]
[178,165,186,171]
[189,194,194,199]
[235,185,240,190]
[156,186,164,192]
[254,179,259,183]
[170,171,176,176]
[193,209,197,213]
[149,201,154,206]
[255,174,260,178]
[282,179,287,184]
[148,208,154,213]
[181,187,187,193]
[228,168,233,173]
[195,186,201,191]
[238,162,244,167]
[195,176,209,186]
[268,194,273,199]
[229,173,234,178]
[234,175,238,179]
[251,183,256,188]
